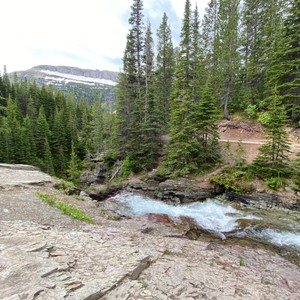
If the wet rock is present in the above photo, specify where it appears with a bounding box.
[225,192,300,211]
[128,177,218,204]
[143,213,172,224]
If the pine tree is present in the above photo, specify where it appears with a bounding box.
[35,106,51,160]
[0,117,11,162]
[217,0,240,118]
[165,0,200,175]
[91,96,104,153]
[272,0,300,124]
[42,137,54,175]
[6,96,23,162]
[21,115,37,164]
[292,152,300,187]
[1,67,11,99]
[201,0,220,94]
[195,81,221,168]
[140,22,160,169]
[114,0,151,172]
[156,12,175,131]
[190,4,202,102]
[51,109,67,176]
[253,91,291,178]
[241,0,286,108]
[129,0,144,90]
[67,143,81,185]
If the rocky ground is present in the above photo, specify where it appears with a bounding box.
[1,164,300,300]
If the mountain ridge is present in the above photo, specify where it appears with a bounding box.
[9,65,119,103]
[11,65,119,83]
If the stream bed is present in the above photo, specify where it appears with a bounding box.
[104,192,300,265]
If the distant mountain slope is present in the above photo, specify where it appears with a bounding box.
[10,65,119,104]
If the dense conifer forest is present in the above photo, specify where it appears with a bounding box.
[0,0,299,189]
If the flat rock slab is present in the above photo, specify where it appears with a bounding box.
[0,164,300,299]
[0,163,55,188]
[1,220,300,300]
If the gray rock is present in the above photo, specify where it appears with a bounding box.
[1,164,300,300]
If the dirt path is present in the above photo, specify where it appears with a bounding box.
[219,120,300,162]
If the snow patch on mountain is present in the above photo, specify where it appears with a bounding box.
[41,70,117,86]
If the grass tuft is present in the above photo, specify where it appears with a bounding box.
[36,192,94,223]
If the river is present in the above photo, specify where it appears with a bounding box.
[104,192,300,265]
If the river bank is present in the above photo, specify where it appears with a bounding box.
[1,164,300,299]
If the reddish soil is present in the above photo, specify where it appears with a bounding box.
[219,119,300,163]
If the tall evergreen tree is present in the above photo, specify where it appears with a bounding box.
[253,91,291,178]
[195,81,221,168]
[165,0,200,175]
[51,109,67,176]
[241,0,286,108]
[190,4,202,102]
[6,96,23,162]
[129,0,145,91]
[141,22,160,169]
[156,12,175,131]
[67,142,82,185]
[91,96,104,153]
[201,0,220,92]
[42,137,54,175]
[113,0,161,172]
[217,0,240,118]
[35,106,51,160]
[203,0,240,117]
[269,0,300,124]
[21,115,36,164]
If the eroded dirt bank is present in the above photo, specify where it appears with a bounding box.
[0,164,300,300]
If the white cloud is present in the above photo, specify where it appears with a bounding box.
[0,0,209,74]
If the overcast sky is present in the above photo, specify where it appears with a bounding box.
[1,0,209,73]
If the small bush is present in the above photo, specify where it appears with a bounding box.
[266,177,286,190]
[121,156,135,176]
[239,257,245,266]
[209,166,254,193]
[245,104,257,119]
[289,183,300,192]
[103,150,119,168]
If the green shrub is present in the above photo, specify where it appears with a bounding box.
[252,157,292,179]
[209,166,254,193]
[289,183,300,192]
[121,156,135,176]
[103,150,119,168]
[239,257,245,266]
[266,177,286,190]
[245,104,257,119]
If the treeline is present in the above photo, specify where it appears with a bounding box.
[0,72,113,181]
[113,0,300,177]
[0,0,299,188]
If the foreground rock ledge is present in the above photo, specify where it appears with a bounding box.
[1,221,300,300]
[0,164,300,299]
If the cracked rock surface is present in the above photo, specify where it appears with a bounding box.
[0,164,299,300]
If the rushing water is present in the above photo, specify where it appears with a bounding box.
[105,192,300,259]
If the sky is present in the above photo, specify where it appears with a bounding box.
[1,0,209,74]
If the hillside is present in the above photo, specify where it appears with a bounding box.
[9,65,119,103]
[219,119,300,163]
